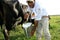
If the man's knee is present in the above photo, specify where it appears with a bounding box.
[44,31,51,40]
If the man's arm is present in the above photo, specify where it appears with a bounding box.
[31,20,38,36]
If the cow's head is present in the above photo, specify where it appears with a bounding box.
[22,5,28,14]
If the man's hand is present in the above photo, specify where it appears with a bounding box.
[24,13,29,20]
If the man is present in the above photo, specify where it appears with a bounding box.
[26,0,51,40]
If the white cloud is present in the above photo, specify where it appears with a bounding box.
[36,0,60,15]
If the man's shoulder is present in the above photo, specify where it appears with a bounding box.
[35,2,43,11]
[35,2,41,7]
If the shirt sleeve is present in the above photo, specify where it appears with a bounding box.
[34,7,42,21]
[41,8,48,16]
[35,7,48,21]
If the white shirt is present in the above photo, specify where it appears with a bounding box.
[27,2,48,21]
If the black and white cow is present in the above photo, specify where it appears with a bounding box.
[0,0,24,40]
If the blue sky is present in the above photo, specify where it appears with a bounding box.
[18,0,60,15]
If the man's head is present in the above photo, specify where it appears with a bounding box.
[27,0,35,8]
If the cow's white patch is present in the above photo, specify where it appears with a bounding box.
[13,2,19,16]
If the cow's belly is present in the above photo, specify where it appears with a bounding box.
[5,15,16,31]
[0,17,3,25]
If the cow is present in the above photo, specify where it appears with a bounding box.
[0,0,24,40]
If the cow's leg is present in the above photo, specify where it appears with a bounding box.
[2,24,9,40]
[3,29,9,40]
[1,25,2,29]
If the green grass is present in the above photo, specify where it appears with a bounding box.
[0,16,60,40]
[49,16,60,40]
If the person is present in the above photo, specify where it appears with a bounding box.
[26,0,51,40]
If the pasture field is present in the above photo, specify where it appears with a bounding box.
[0,15,60,40]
